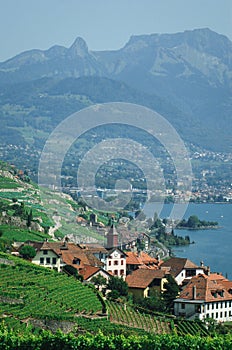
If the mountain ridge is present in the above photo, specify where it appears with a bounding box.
[0,27,231,153]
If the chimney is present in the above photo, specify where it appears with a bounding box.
[192,285,196,300]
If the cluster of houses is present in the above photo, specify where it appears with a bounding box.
[15,225,232,323]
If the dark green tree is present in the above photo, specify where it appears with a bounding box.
[163,274,179,312]
[27,209,33,227]
[63,265,83,281]
[107,276,128,297]
[187,215,200,228]
[19,245,36,260]
[91,275,107,290]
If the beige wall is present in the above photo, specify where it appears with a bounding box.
[128,287,149,299]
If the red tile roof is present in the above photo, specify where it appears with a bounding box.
[30,241,103,269]
[80,243,109,254]
[79,266,112,280]
[79,266,101,280]
[126,251,159,267]
[126,269,168,289]
[179,274,232,302]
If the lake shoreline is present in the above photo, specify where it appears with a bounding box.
[176,226,221,231]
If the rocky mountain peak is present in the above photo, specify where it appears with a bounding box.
[68,37,89,58]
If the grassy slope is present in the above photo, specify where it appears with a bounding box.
[0,161,104,243]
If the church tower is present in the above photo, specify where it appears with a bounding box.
[106,224,118,248]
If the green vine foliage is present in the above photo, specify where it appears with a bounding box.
[1,324,232,350]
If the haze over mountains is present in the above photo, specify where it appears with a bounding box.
[0,28,232,153]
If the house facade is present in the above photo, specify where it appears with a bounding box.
[160,257,204,285]
[106,248,127,279]
[174,274,232,322]
[33,244,63,272]
[126,268,169,299]
[28,241,103,272]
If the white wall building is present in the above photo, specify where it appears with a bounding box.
[161,257,205,285]
[106,248,127,279]
[174,274,232,322]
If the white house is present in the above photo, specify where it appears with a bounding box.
[174,273,232,322]
[106,248,127,279]
[31,241,64,272]
[160,257,205,285]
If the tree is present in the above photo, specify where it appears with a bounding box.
[107,276,128,298]
[163,274,179,312]
[187,215,200,228]
[91,275,107,290]
[134,290,166,312]
[27,209,33,227]
[63,265,83,281]
[19,245,36,260]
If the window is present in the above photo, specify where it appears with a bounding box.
[225,311,227,317]
[120,255,124,258]
[46,257,50,264]
[221,302,223,308]
[216,303,218,309]
[43,250,48,255]
[114,270,118,275]
[195,305,201,313]
[206,313,209,318]
[216,312,218,318]
[229,301,231,307]
[109,261,111,266]
[220,312,223,318]
[212,304,214,310]
[40,257,44,264]
[120,269,124,275]
[121,260,124,265]
[207,304,210,310]
[181,303,185,310]
[52,257,56,264]
[114,260,118,265]
[186,269,196,277]
[211,313,214,318]
[229,311,232,317]
[73,258,80,265]
[225,302,227,308]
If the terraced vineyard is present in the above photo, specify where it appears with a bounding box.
[0,253,104,322]
[106,300,173,334]
[175,319,209,336]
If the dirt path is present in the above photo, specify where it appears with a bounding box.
[48,215,62,239]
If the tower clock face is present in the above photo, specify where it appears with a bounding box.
[113,251,118,258]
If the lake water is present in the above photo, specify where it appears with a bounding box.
[144,203,232,279]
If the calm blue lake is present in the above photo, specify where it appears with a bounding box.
[144,203,232,279]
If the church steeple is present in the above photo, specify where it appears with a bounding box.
[106,224,118,248]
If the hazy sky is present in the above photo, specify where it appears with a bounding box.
[0,0,231,62]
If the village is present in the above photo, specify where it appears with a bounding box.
[13,222,232,324]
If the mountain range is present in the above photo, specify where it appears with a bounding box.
[0,28,231,156]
